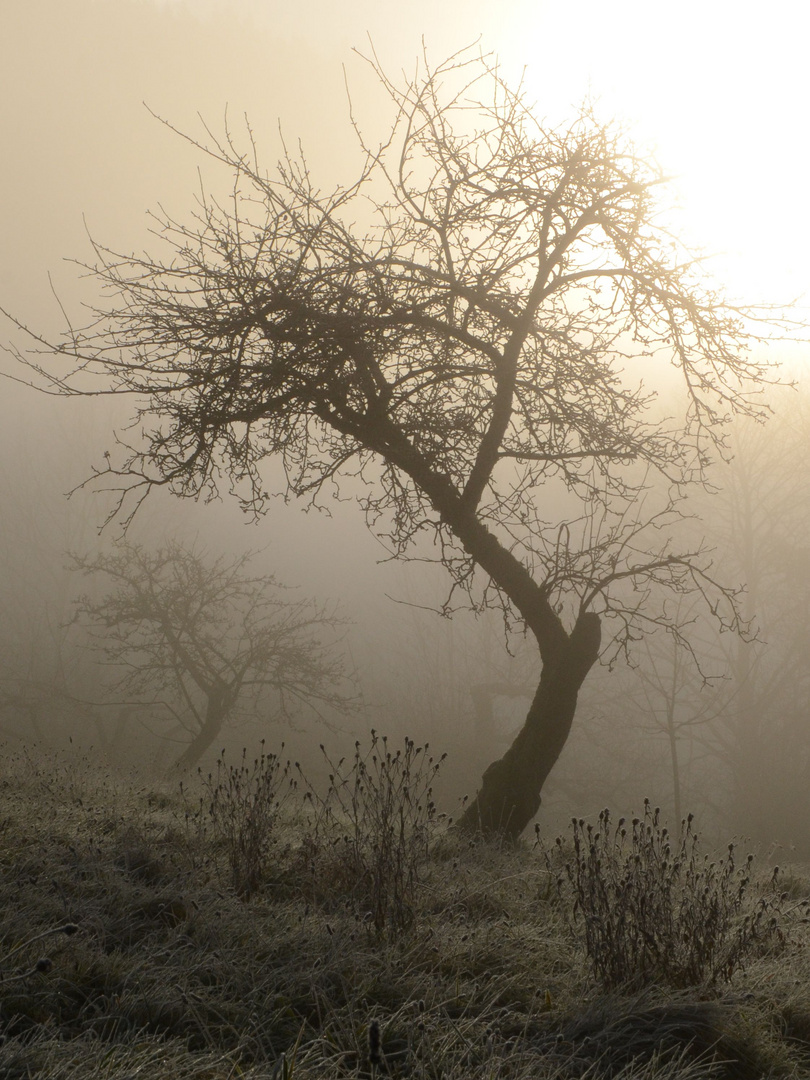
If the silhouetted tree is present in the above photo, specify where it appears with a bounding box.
[70,543,351,770]
[8,50,786,834]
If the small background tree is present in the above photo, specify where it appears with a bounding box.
[698,397,810,852]
[70,542,352,770]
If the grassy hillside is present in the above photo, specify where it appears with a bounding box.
[2,739,810,1079]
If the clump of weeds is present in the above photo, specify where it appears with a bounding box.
[184,743,297,899]
[547,800,786,990]
[299,730,446,935]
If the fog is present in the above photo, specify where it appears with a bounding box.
[1,0,809,850]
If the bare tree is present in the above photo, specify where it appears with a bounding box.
[620,613,726,826]
[695,400,810,850]
[70,543,351,770]
[7,50,787,835]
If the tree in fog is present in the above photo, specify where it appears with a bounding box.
[615,609,725,825]
[70,543,351,770]
[9,50,786,835]
[608,397,810,844]
[699,400,810,850]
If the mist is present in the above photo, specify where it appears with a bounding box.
[6,9,810,1077]
[1,0,809,857]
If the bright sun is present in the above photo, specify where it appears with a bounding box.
[509,0,810,310]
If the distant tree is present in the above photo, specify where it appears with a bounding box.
[567,399,810,840]
[7,50,789,835]
[70,543,351,770]
[617,610,725,825]
[697,401,810,850]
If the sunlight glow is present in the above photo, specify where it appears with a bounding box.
[506,0,810,308]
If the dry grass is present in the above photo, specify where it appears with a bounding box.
[1,742,810,1078]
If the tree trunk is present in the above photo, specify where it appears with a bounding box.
[457,611,601,839]
[361,446,604,840]
[170,682,235,772]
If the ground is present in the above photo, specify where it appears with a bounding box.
[2,742,810,1079]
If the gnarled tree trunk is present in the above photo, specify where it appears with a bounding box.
[171,681,236,772]
[458,611,601,839]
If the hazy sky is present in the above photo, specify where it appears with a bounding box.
[2,0,808,320]
[1,0,808,602]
